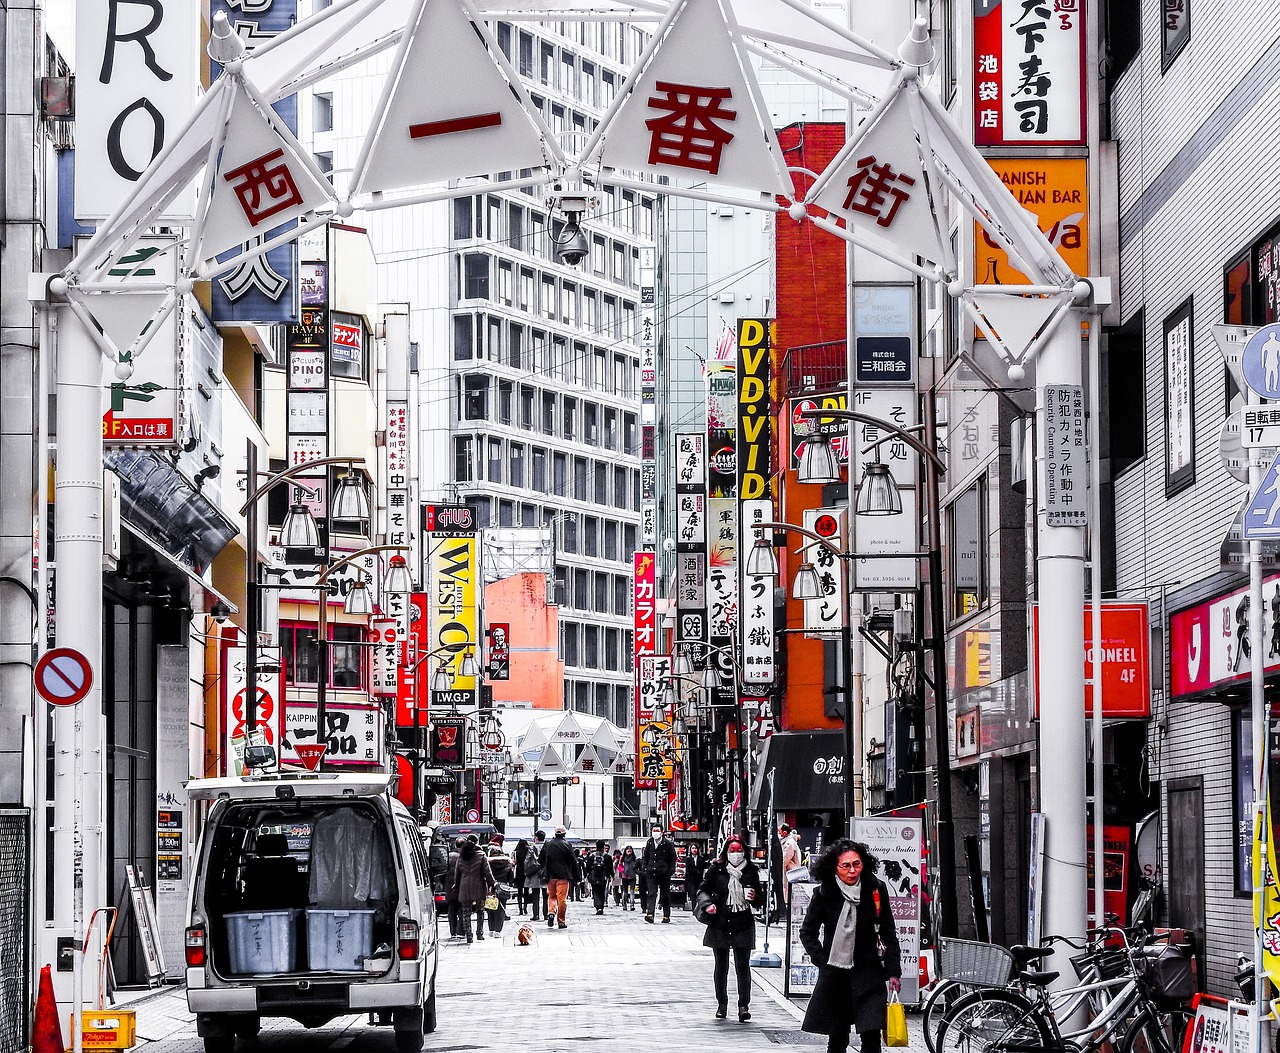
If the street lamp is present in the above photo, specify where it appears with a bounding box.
[666,639,750,840]
[312,544,412,767]
[236,444,370,767]
[401,642,480,817]
[749,520,861,835]
[792,403,958,941]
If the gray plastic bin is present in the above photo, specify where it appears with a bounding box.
[225,910,298,974]
[305,909,375,971]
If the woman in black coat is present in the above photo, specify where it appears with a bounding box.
[697,835,762,1022]
[800,839,902,1053]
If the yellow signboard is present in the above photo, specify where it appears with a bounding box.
[975,157,1088,285]
[428,534,480,704]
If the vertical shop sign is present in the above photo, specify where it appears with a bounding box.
[633,551,658,788]
[803,508,847,637]
[1043,383,1087,526]
[101,241,182,445]
[76,0,199,221]
[286,306,329,472]
[973,0,1086,147]
[637,654,675,784]
[223,646,282,775]
[852,816,924,1003]
[740,500,775,684]
[674,433,709,657]
[427,534,480,707]
[1164,299,1196,496]
[736,318,772,499]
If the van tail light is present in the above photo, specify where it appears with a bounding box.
[398,919,420,961]
[185,925,206,968]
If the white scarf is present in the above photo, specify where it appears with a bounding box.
[828,878,862,969]
[724,859,749,911]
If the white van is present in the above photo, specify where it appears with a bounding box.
[184,773,438,1053]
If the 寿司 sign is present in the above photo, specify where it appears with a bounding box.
[1032,602,1150,718]
[1169,573,1280,700]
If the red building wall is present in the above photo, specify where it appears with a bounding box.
[774,122,847,732]
[484,572,564,710]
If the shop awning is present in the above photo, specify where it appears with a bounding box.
[750,730,848,813]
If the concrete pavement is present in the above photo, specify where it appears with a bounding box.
[115,901,929,1051]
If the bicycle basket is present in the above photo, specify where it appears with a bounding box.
[938,938,1016,986]
[1138,945,1195,1007]
[1070,948,1130,981]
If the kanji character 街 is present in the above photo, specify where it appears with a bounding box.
[224,148,304,228]
[842,155,916,228]
[645,82,737,175]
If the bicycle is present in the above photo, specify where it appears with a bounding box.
[934,927,1193,1053]
[923,927,1144,1053]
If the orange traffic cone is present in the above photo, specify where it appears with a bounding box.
[32,965,65,1053]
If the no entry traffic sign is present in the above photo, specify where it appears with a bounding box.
[34,647,94,706]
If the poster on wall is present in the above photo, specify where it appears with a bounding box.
[785,881,819,996]
[853,815,924,1004]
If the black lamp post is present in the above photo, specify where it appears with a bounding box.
[792,404,958,941]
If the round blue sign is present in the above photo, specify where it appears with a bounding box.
[1241,323,1280,399]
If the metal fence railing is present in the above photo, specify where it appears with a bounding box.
[0,809,30,1053]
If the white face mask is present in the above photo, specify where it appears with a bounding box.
[726,851,745,865]
[652,831,662,841]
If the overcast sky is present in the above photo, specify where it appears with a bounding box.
[46,1,75,64]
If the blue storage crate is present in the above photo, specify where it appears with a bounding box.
[305,909,375,971]
[225,910,297,974]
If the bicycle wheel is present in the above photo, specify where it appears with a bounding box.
[924,981,977,1053]
[1119,1006,1194,1053]
[936,989,1053,1053]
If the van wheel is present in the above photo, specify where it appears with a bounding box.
[393,1007,424,1052]
[233,1017,260,1039]
[203,1037,236,1053]
[423,985,438,1035]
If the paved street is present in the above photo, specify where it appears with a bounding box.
[120,904,928,1051]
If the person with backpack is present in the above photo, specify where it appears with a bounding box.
[586,839,613,914]
[799,839,902,1053]
[523,830,548,922]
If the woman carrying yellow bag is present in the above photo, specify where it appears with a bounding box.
[799,839,903,1053]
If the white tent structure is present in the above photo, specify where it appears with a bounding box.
[497,707,634,841]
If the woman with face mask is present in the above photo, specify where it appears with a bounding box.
[697,836,763,1021]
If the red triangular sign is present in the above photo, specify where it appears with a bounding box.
[294,744,327,771]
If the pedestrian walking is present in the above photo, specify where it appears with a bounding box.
[642,824,677,923]
[619,845,639,910]
[541,825,583,928]
[444,838,464,938]
[799,839,902,1053]
[586,839,613,914]
[451,834,496,945]
[513,838,530,915]
[611,848,623,906]
[486,835,513,936]
[683,845,706,910]
[524,830,548,921]
[696,835,762,1021]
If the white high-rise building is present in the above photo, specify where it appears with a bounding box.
[298,5,652,727]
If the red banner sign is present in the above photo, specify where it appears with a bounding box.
[1032,602,1150,718]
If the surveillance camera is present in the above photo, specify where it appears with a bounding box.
[662,538,676,553]
[554,220,589,266]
